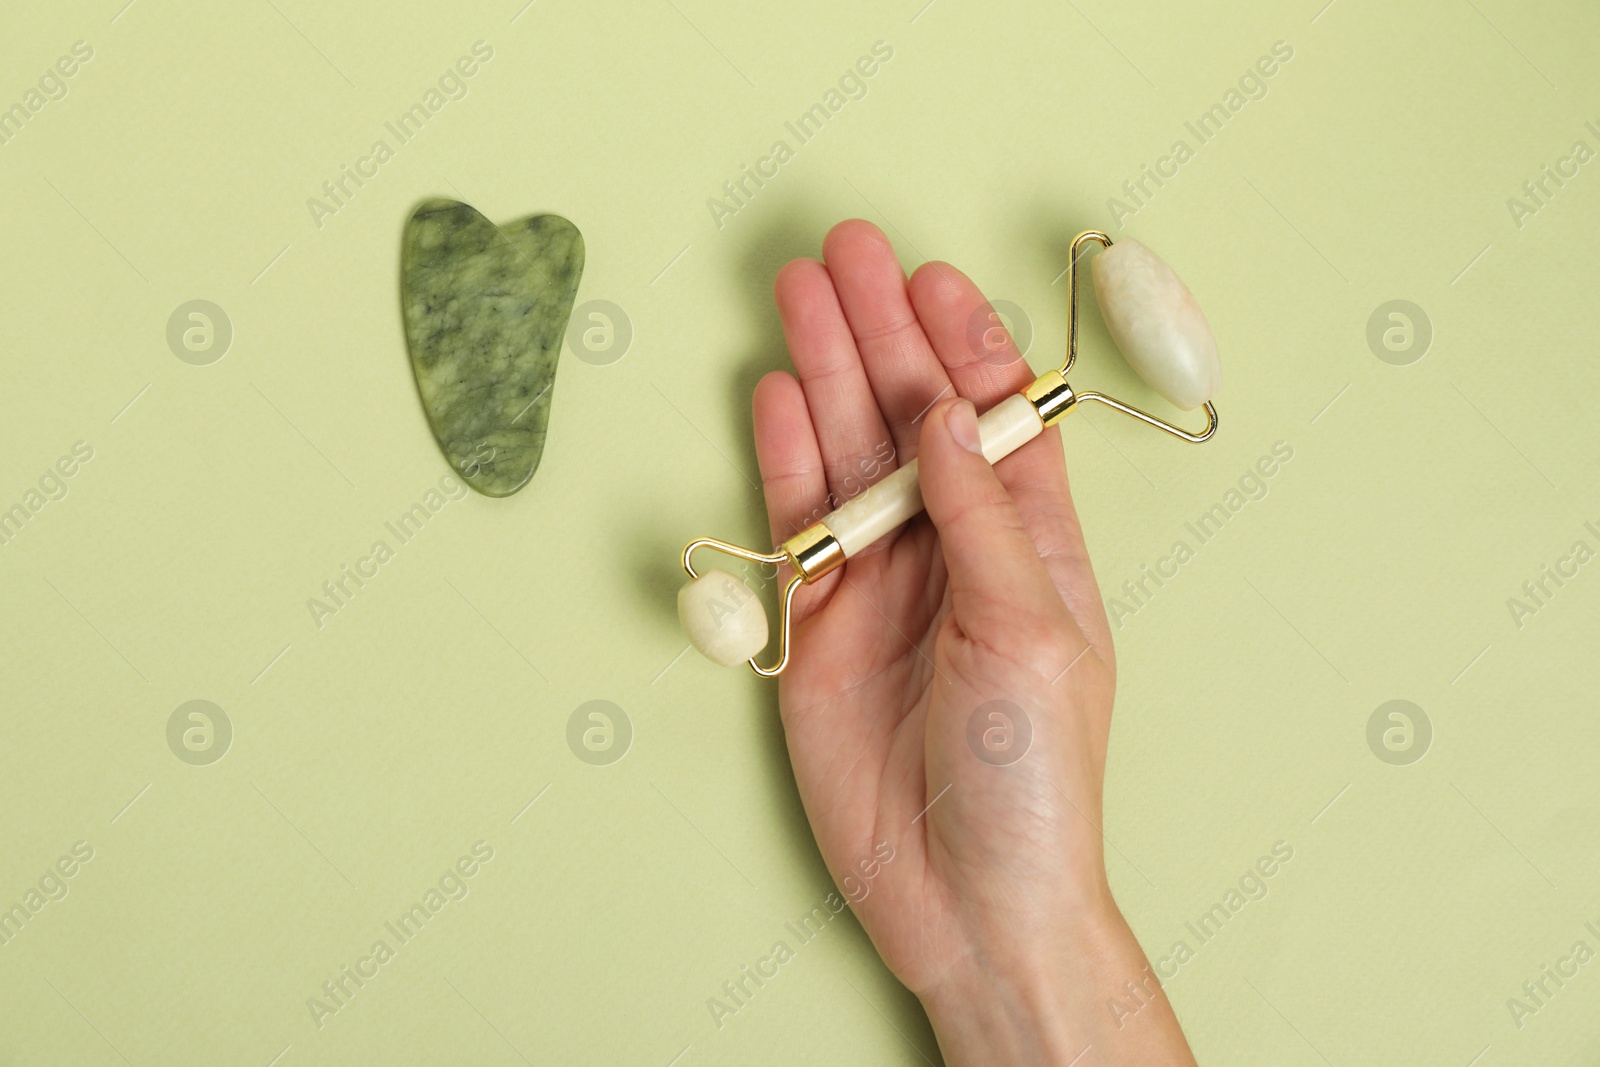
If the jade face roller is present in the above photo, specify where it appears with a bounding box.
[679,231,1222,675]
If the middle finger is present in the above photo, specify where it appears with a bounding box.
[774,257,897,508]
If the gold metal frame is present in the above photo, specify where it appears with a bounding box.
[682,229,1220,676]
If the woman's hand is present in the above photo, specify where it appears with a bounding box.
[753,220,1195,1065]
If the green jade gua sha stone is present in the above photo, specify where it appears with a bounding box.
[401,198,584,497]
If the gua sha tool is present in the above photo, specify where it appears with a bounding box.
[679,231,1221,674]
[401,199,584,497]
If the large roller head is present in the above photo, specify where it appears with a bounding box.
[1089,237,1221,411]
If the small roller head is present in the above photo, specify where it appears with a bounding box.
[678,568,769,667]
[1090,237,1222,411]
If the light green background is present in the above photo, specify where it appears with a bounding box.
[3,0,1598,1063]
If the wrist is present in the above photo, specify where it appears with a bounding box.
[917,901,1194,1067]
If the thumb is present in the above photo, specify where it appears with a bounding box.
[919,398,1081,658]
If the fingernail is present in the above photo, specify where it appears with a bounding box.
[948,400,981,454]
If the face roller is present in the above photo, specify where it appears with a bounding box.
[679,231,1223,675]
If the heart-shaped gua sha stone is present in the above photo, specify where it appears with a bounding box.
[401,198,584,497]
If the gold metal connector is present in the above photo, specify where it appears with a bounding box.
[782,523,845,583]
[1024,370,1078,426]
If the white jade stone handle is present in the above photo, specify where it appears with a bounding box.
[822,393,1043,557]
[1089,238,1221,411]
